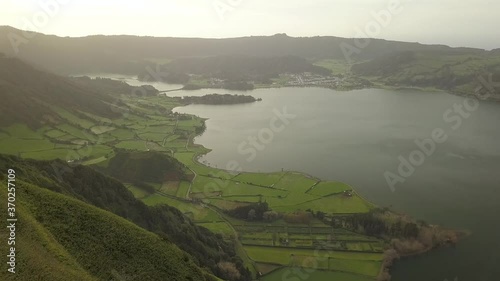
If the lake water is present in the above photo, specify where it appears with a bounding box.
[99,75,500,281]
[174,87,500,281]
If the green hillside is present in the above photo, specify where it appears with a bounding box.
[0,154,251,280]
[0,159,219,281]
[351,50,500,97]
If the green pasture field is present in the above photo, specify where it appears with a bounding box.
[159,181,180,196]
[109,128,136,140]
[175,152,235,179]
[308,181,352,196]
[125,183,151,199]
[115,140,148,151]
[329,259,382,277]
[244,246,382,266]
[141,194,222,222]
[52,107,95,129]
[2,123,47,139]
[197,222,234,236]
[175,181,191,198]
[90,125,116,135]
[273,172,317,192]
[273,194,373,214]
[262,267,376,281]
[44,129,67,138]
[0,138,54,154]
[313,59,351,75]
[56,124,96,141]
[21,148,74,160]
[232,172,285,187]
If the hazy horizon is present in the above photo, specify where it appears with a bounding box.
[1,0,499,50]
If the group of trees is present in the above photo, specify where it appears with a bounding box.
[330,211,420,239]
[98,150,190,183]
[226,202,270,221]
[182,94,260,105]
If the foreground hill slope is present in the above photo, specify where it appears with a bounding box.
[0,156,219,281]
[0,156,251,280]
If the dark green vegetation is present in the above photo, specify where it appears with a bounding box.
[350,50,500,98]
[139,55,331,87]
[181,94,261,105]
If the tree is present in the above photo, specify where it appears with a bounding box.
[248,209,256,221]
[263,211,279,221]
[217,262,241,280]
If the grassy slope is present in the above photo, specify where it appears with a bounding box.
[0,180,217,281]
[351,50,500,97]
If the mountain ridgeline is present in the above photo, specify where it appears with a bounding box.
[0,26,487,75]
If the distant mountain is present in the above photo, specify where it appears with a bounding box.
[351,49,500,97]
[138,55,332,85]
[0,26,487,75]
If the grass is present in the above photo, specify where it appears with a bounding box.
[0,137,54,154]
[175,152,235,179]
[329,259,382,277]
[76,144,113,159]
[52,107,95,129]
[313,59,351,75]
[142,194,222,222]
[232,172,285,187]
[262,268,376,281]
[44,129,68,138]
[308,181,352,196]
[0,86,386,281]
[139,132,169,142]
[10,180,215,281]
[56,124,96,141]
[197,222,234,236]
[273,172,317,192]
[244,246,382,266]
[2,123,46,139]
[90,125,115,135]
[125,183,151,199]
[115,140,148,151]
[176,181,191,198]
[274,194,373,214]
[109,128,136,140]
[159,181,180,196]
[22,149,74,160]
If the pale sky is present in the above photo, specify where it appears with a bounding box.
[1,0,499,49]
